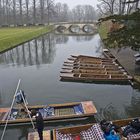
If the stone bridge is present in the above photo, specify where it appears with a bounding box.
[54,22,97,35]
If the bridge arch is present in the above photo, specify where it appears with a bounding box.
[82,24,94,33]
[68,25,81,33]
[56,25,67,33]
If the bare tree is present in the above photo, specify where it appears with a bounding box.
[72,5,84,22]
[25,0,29,24]
[40,0,45,24]
[98,0,116,15]
[12,0,17,26]
[46,0,54,24]
[0,0,2,25]
[19,0,23,24]
[33,0,36,24]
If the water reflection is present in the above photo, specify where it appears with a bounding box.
[72,35,93,42]
[0,34,56,67]
[55,35,69,44]
[0,33,140,139]
[97,103,125,121]
[0,34,98,67]
[125,90,140,117]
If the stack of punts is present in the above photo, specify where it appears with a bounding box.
[60,55,132,83]
[0,101,97,125]
[28,117,140,140]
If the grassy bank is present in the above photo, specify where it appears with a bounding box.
[134,76,140,83]
[98,21,112,40]
[0,25,53,52]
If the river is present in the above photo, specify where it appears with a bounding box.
[0,33,140,139]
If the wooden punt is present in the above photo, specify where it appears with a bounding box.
[70,55,112,60]
[67,56,114,62]
[0,101,97,125]
[60,73,132,82]
[103,49,116,59]
[64,61,118,66]
[60,69,125,75]
[28,117,140,140]
[68,56,113,62]
[61,69,107,74]
[63,63,118,68]
[62,67,125,71]
[61,69,125,74]
[63,63,122,70]
[28,130,51,140]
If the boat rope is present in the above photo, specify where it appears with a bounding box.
[20,90,35,130]
[1,79,21,140]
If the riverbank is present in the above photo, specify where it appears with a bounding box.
[0,25,53,53]
[98,21,140,84]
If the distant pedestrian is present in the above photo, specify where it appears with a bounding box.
[31,110,44,140]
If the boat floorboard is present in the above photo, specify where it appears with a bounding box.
[55,108,75,116]
[28,130,51,140]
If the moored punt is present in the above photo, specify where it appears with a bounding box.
[62,67,124,71]
[63,63,118,68]
[64,61,118,66]
[61,69,107,74]
[28,117,140,140]
[71,55,108,60]
[52,117,140,140]
[68,56,113,62]
[63,63,122,70]
[60,73,132,82]
[103,49,116,59]
[0,101,97,125]
[60,69,125,75]
[28,130,51,140]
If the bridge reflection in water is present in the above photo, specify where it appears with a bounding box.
[55,22,97,35]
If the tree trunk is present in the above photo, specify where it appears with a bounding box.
[40,0,44,24]
[13,0,16,26]
[33,0,36,25]
[0,0,2,25]
[47,0,50,25]
[25,0,29,25]
[19,0,23,24]
[135,0,140,9]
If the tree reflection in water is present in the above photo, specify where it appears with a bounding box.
[72,35,94,42]
[0,34,57,67]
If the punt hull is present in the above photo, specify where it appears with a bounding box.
[0,101,97,125]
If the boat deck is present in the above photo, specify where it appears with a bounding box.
[0,101,97,125]
[28,130,51,140]
[55,107,74,116]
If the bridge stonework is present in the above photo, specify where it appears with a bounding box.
[54,22,97,35]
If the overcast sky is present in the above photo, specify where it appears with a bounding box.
[55,0,99,9]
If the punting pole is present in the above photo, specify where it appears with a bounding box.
[1,79,21,140]
[20,90,35,130]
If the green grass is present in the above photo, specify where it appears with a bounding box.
[98,21,110,40]
[0,26,53,52]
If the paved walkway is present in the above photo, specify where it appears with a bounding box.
[110,47,140,76]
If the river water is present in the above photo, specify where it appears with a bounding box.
[0,33,140,139]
